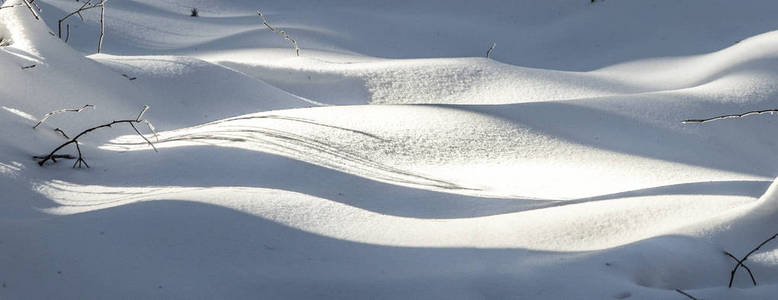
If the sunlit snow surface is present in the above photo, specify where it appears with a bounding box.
[4,0,778,299]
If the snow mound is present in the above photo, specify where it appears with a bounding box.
[4,0,778,298]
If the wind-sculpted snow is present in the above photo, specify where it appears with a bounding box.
[5,0,778,299]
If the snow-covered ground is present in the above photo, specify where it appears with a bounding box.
[3,0,778,298]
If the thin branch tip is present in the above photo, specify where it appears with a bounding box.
[33,104,95,129]
[257,9,300,56]
[674,289,700,300]
[684,109,778,124]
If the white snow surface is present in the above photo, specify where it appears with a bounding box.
[3,0,778,299]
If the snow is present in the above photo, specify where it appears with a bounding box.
[4,0,778,298]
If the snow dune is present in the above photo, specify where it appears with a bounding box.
[4,0,778,299]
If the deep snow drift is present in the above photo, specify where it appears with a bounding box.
[3,0,778,299]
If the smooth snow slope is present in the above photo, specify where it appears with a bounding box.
[4,0,778,299]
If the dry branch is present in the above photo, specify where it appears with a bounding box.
[20,0,39,20]
[0,3,22,9]
[97,0,106,53]
[54,128,69,139]
[28,0,39,12]
[257,10,300,56]
[20,64,35,70]
[724,251,756,286]
[33,104,94,129]
[682,109,778,123]
[35,105,157,168]
[58,0,108,52]
[486,42,496,58]
[724,233,778,288]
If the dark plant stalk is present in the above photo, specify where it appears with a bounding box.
[36,106,157,168]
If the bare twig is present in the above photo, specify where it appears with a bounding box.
[674,289,700,300]
[33,104,95,129]
[486,42,496,58]
[27,0,40,12]
[20,64,35,70]
[0,3,22,9]
[257,10,300,56]
[97,0,106,53]
[683,109,778,124]
[20,0,39,20]
[59,0,90,38]
[35,105,158,168]
[32,154,75,162]
[53,128,70,139]
[72,140,88,168]
[724,233,778,288]
[65,24,70,43]
[57,0,108,52]
[121,73,137,80]
[724,251,756,286]
[142,119,158,141]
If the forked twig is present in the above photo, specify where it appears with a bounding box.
[33,104,95,129]
[35,105,158,168]
[257,9,300,56]
[724,233,778,288]
[683,109,778,124]
[57,0,108,53]
[724,251,756,286]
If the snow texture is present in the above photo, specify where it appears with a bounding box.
[3,0,778,299]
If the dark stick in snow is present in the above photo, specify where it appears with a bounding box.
[683,109,778,123]
[35,105,158,168]
[674,289,700,300]
[486,43,496,58]
[257,9,300,56]
[724,233,778,288]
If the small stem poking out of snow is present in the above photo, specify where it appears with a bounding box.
[486,42,496,59]
[257,9,300,56]
[674,289,700,300]
[57,0,109,53]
